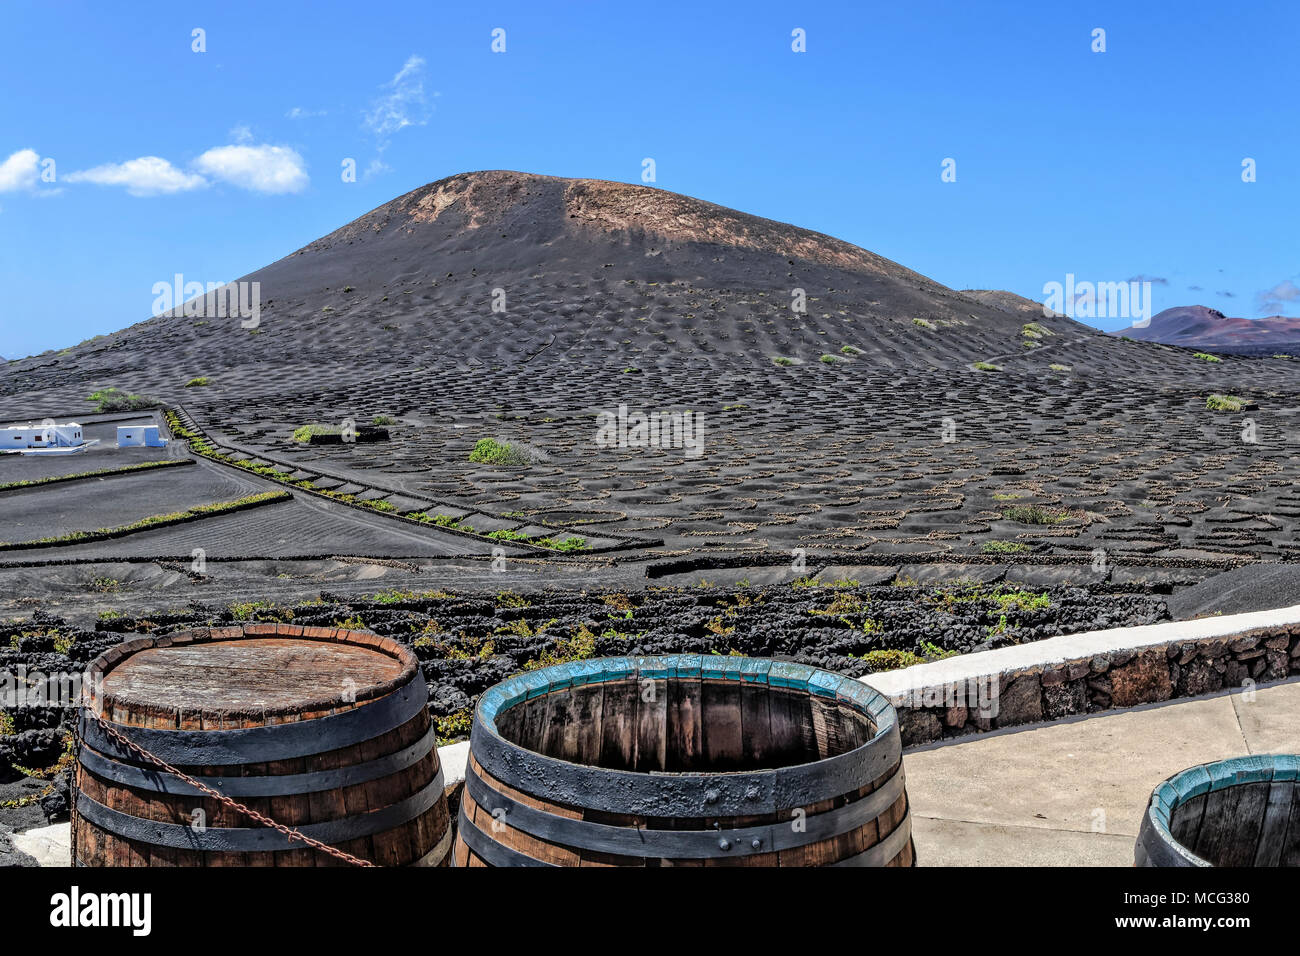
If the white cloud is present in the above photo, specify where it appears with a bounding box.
[0,149,41,192]
[64,156,207,196]
[193,144,308,194]
[286,106,326,119]
[1257,279,1300,315]
[229,124,254,144]
[364,55,432,143]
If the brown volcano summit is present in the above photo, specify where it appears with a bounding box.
[4,171,1156,404]
[312,171,935,281]
[1111,305,1300,353]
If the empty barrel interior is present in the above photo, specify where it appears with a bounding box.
[1143,756,1300,867]
[494,669,876,772]
[1168,780,1300,867]
[456,657,915,867]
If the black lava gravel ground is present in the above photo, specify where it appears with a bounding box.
[0,581,1169,831]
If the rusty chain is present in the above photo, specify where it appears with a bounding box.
[88,712,375,867]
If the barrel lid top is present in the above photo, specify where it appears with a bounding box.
[86,625,417,718]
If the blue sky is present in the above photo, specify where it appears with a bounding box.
[1,0,1297,358]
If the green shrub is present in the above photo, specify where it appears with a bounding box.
[185,377,210,388]
[86,387,158,412]
[1206,394,1247,412]
[1002,505,1068,525]
[534,535,587,552]
[792,576,858,589]
[521,628,598,671]
[292,423,341,443]
[0,491,289,550]
[468,438,530,465]
[852,649,927,672]
[772,356,793,366]
[819,354,838,364]
[435,708,473,745]
[0,459,187,493]
[973,362,999,372]
[1193,352,1221,363]
[982,540,1030,554]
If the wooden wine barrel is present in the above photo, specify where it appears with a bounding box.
[453,655,915,866]
[1136,755,1300,867]
[72,623,451,867]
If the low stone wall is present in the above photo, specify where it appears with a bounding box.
[434,608,1300,788]
[861,605,1300,748]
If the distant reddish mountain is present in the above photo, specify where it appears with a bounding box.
[1113,305,1300,350]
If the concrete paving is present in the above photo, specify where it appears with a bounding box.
[907,677,1300,866]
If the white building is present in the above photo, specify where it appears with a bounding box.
[1,422,94,455]
[116,424,167,448]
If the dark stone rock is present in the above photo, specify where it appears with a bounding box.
[1223,660,1249,688]
[899,709,942,747]
[942,705,968,728]
[0,824,37,868]
[1043,679,1088,720]
[1179,659,1223,696]
[994,673,1043,728]
[1110,648,1172,707]
[1265,646,1290,680]
[1087,676,1112,696]
[0,777,49,831]
[38,773,69,822]
[1040,666,1067,687]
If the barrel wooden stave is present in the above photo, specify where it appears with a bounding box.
[456,749,912,867]
[454,658,915,868]
[1136,755,1300,867]
[73,624,450,867]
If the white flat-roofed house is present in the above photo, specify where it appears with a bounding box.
[1,421,96,455]
[116,424,168,448]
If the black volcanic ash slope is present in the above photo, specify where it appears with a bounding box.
[1,170,1141,405]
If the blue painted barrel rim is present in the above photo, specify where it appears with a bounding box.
[1139,754,1300,867]
[470,655,902,818]
[477,655,894,731]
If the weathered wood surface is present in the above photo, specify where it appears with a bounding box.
[454,658,914,868]
[102,638,404,712]
[1138,758,1300,867]
[74,624,450,867]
